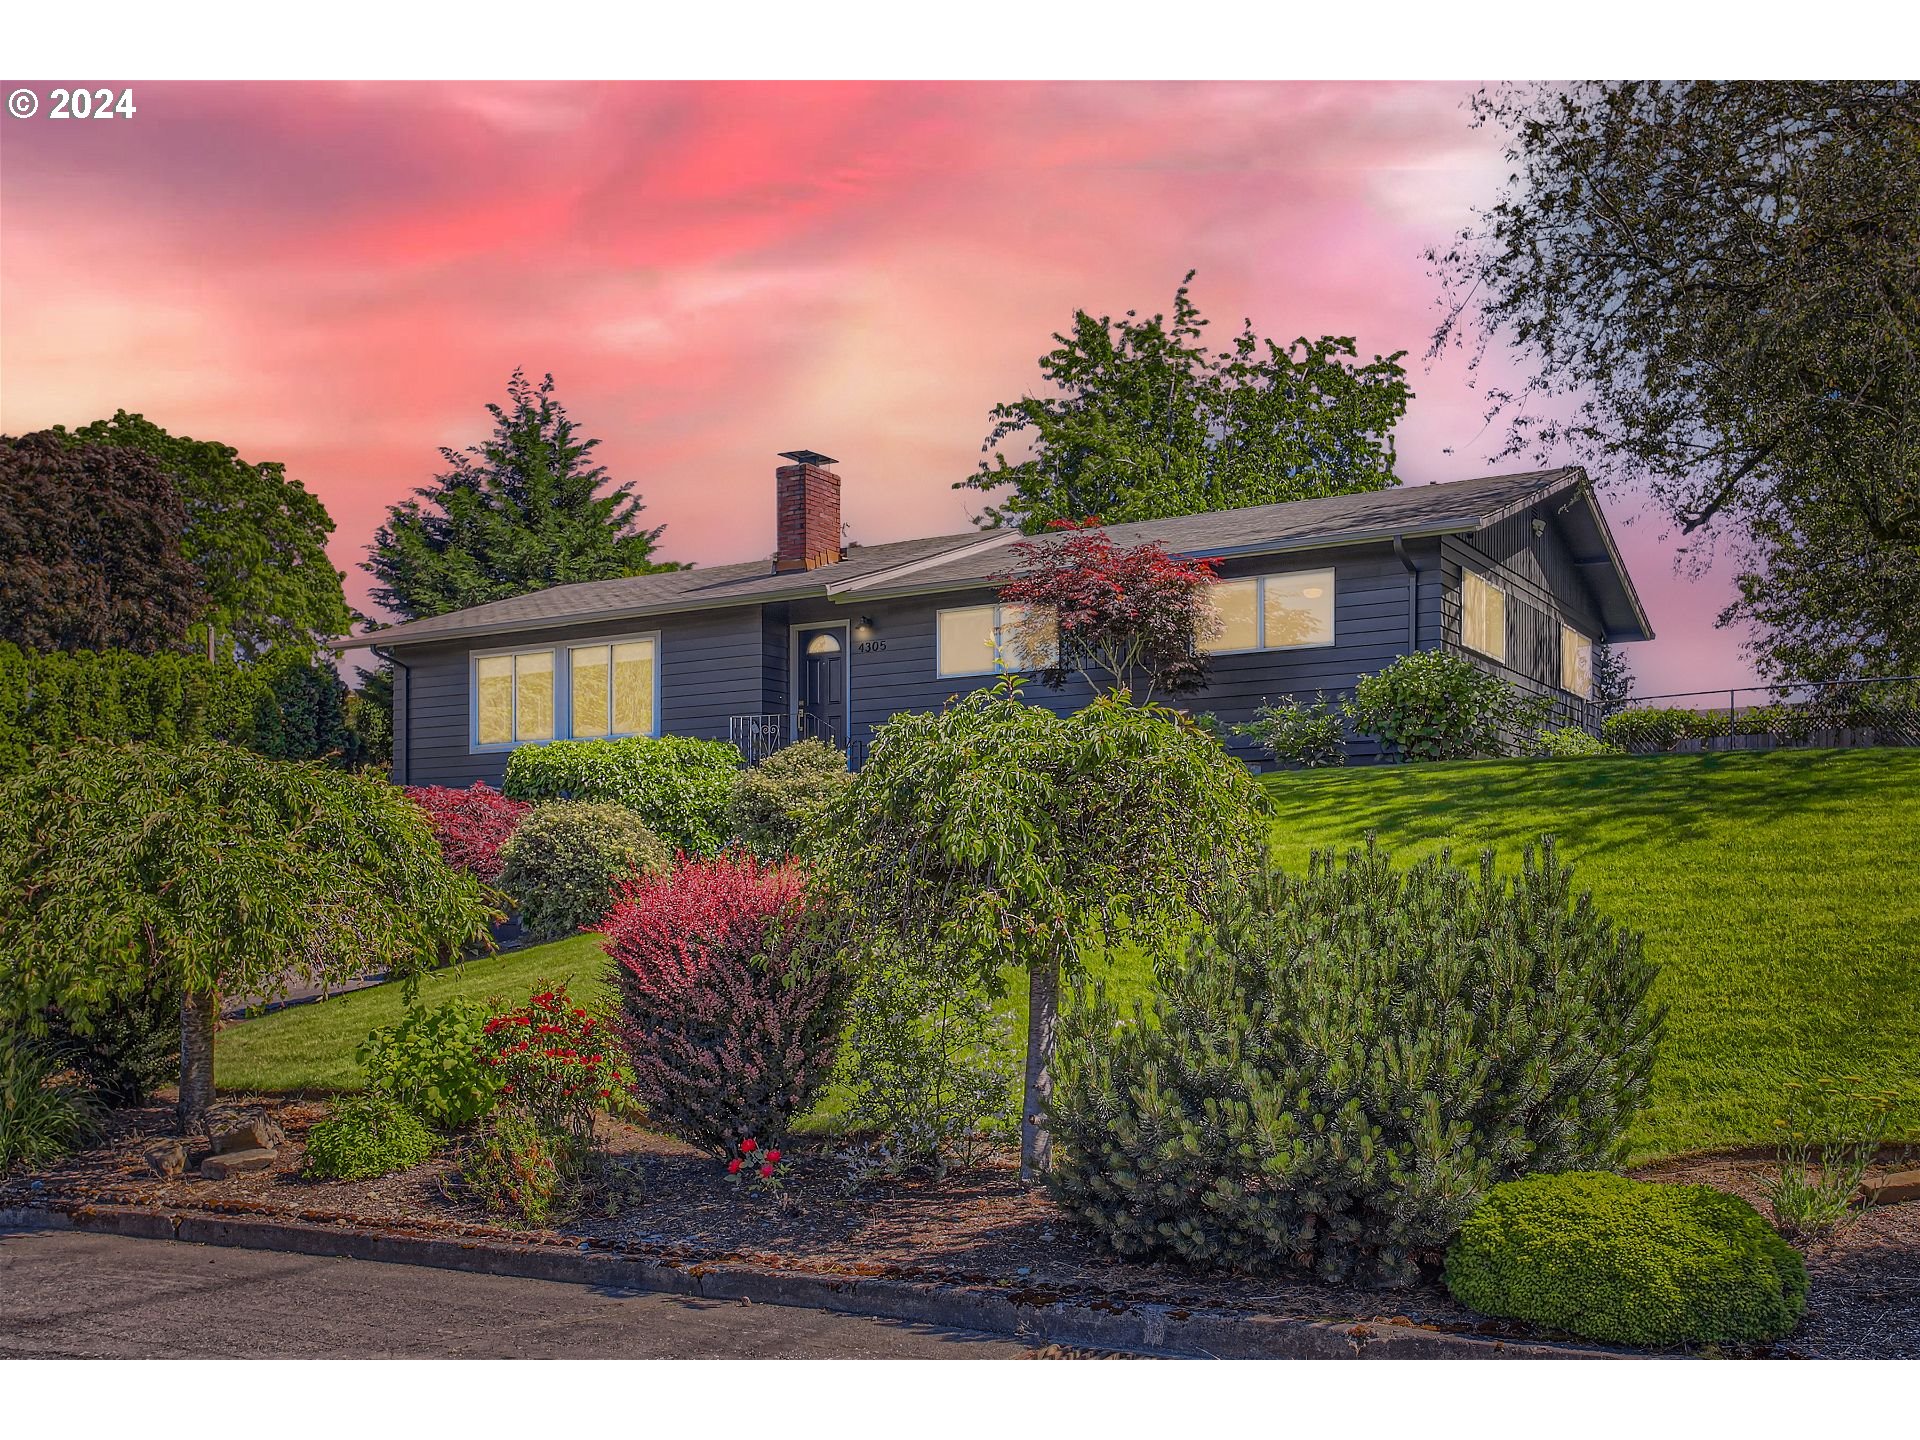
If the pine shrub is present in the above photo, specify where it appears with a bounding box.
[405,782,529,883]
[604,855,851,1157]
[1046,838,1665,1286]
[502,735,742,856]
[1444,1172,1807,1347]
[727,738,851,860]
[495,801,670,942]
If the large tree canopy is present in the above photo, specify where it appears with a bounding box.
[0,432,206,655]
[56,411,352,659]
[365,368,680,622]
[1431,81,1920,679]
[957,273,1411,532]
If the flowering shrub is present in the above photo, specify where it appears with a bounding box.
[495,801,670,941]
[454,1110,574,1227]
[724,1136,790,1194]
[1000,521,1223,700]
[480,985,626,1143]
[404,782,529,883]
[604,855,851,1158]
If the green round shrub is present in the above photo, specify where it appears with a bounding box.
[501,735,742,856]
[1344,650,1552,760]
[1444,1171,1808,1347]
[496,801,670,942]
[727,738,851,860]
[303,1094,438,1180]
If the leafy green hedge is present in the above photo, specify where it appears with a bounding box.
[1444,1171,1807,1347]
[502,735,742,856]
[0,643,368,776]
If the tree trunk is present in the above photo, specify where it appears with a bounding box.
[178,989,216,1135]
[1020,954,1061,1185]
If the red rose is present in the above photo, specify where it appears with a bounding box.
[728,1158,743,1174]
[766,1149,781,1163]
[759,1163,774,1179]
[740,1139,757,1153]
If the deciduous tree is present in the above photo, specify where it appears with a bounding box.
[958,273,1410,531]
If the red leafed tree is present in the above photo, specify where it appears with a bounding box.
[602,855,851,1158]
[405,782,529,883]
[999,520,1222,702]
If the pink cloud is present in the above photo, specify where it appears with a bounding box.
[0,80,1754,694]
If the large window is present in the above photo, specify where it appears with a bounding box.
[1461,571,1506,662]
[474,650,554,747]
[472,633,659,751]
[570,638,657,739]
[936,603,1058,678]
[1200,568,1335,653]
[1560,624,1593,699]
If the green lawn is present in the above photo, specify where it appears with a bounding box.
[218,747,1920,1162]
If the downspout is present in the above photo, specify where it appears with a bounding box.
[1392,537,1419,653]
[372,645,410,785]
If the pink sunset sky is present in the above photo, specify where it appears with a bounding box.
[0,80,1758,694]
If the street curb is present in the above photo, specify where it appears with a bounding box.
[0,1200,1616,1360]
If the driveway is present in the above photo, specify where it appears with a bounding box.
[0,1227,1037,1359]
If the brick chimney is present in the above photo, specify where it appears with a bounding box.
[774,450,843,572]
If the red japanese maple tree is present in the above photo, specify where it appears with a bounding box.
[999,520,1222,702]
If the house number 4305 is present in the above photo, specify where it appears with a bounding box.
[857,640,886,652]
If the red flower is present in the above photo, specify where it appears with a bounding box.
[727,1158,743,1174]
[766,1149,781,1163]
[740,1138,757,1153]
[759,1163,774,1179]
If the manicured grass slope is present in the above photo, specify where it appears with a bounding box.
[219,748,1919,1162]
[214,934,612,1096]
[1252,748,1920,1160]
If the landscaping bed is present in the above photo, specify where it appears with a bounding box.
[8,1098,1916,1360]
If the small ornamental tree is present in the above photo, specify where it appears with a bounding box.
[998,522,1222,701]
[604,855,851,1157]
[814,679,1268,1181]
[406,782,530,883]
[0,742,499,1133]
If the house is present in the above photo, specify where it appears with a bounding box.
[337,452,1653,782]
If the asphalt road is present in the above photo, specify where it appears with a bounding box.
[0,1227,1036,1359]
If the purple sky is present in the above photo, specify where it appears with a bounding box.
[0,80,1759,694]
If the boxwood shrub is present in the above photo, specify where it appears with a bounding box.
[496,801,671,942]
[1444,1171,1808,1347]
[502,735,742,856]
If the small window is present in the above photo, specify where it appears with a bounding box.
[1461,571,1506,662]
[1560,625,1593,699]
[805,632,843,656]
[936,603,1059,678]
[570,637,657,739]
[1200,569,1335,653]
[475,649,555,747]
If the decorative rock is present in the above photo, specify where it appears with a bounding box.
[1862,1170,1920,1208]
[207,1110,286,1154]
[143,1140,188,1178]
[199,1147,277,1180]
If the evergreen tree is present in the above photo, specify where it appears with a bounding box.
[1591,640,1636,715]
[365,369,679,622]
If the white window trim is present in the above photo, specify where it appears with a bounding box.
[1460,570,1507,664]
[1201,567,1338,655]
[468,629,662,754]
[935,602,1057,679]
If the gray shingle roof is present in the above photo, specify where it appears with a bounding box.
[339,467,1602,649]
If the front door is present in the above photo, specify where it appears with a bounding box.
[794,626,846,747]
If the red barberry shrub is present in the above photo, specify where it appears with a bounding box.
[405,782,529,883]
[604,855,851,1158]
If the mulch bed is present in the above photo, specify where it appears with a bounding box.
[7,1098,1916,1360]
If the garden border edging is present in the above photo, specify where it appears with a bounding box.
[1,1199,1617,1360]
